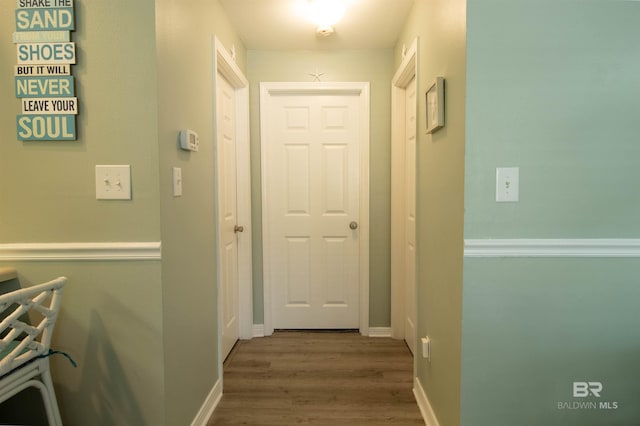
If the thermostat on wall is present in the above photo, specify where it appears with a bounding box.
[179,129,199,152]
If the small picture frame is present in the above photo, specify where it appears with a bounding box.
[425,77,445,134]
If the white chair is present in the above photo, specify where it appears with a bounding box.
[0,276,66,426]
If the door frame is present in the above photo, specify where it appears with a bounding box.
[260,82,370,337]
[213,37,253,360]
[391,38,418,340]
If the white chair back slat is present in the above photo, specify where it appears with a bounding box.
[0,275,66,426]
[0,277,66,377]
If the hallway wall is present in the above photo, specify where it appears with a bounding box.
[247,49,395,328]
[395,0,467,424]
[462,1,640,425]
[1,0,247,424]
[0,1,164,424]
[155,0,246,424]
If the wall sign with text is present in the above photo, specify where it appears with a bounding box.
[13,0,78,141]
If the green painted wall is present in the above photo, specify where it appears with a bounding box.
[247,49,394,327]
[0,1,161,242]
[0,1,164,424]
[462,1,640,425]
[462,259,640,426]
[2,262,164,426]
[464,0,640,239]
[395,0,467,425]
[2,0,247,424]
[155,0,246,424]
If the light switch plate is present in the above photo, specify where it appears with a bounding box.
[496,167,519,202]
[96,165,131,200]
[172,167,182,197]
[421,336,431,361]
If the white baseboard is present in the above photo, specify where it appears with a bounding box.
[191,379,222,426]
[252,324,265,337]
[414,376,440,426]
[368,327,392,337]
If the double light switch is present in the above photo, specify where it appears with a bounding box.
[95,165,131,200]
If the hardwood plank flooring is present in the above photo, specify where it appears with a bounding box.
[207,331,424,425]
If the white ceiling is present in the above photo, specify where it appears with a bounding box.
[218,0,415,50]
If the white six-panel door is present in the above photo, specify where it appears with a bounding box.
[262,84,369,331]
[217,72,240,359]
[391,39,418,351]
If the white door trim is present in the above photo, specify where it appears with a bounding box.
[391,38,418,340]
[213,37,253,347]
[260,81,370,337]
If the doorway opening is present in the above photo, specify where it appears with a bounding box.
[391,38,419,355]
[213,37,253,365]
[260,82,371,337]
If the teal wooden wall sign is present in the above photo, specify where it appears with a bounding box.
[15,7,75,31]
[13,0,77,141]
[15,76,75,97]
[16,115,76,141]
[13,30,70,43]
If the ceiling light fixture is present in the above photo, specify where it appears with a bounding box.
[316,25,335,37]
[306,0,346,37]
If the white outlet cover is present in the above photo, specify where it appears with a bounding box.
[96,165,132,200]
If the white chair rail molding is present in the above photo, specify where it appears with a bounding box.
[464,238,640,258]
[0,242,162,262]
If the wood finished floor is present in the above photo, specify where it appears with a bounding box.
[207,331,424,425]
